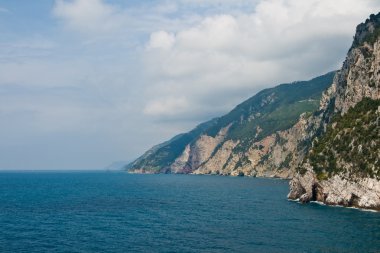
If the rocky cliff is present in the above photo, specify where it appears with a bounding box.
[288,13,380,211]
[128,12,380,211]
[128,72,334,177]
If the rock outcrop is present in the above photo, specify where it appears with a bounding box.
[289,168,380,210]
[288,13,380,211]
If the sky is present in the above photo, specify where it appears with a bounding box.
[0,0,379,170]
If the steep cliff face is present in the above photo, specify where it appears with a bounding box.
[128,73,334,177]
[192,112,321,178]
[288,13,380,210]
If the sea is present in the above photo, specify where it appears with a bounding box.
[0,171,379,253]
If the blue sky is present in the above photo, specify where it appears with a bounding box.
[0,0,379,170]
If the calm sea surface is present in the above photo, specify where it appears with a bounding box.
[0,172,379,253]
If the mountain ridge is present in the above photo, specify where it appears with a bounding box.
[128,72,335,177]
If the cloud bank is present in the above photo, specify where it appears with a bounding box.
[143,0,380,120]
[0,0,379,169]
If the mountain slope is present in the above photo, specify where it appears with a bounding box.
[126,118,218,173]
[288,12,380,210]
[128,72,335,177]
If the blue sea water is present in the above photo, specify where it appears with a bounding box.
[0,172,379,253]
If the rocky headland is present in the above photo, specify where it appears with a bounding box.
[127,13,380,211]
[287,13,380,210]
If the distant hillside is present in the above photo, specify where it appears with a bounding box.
[105,161,129,171]
[128,72,334,177]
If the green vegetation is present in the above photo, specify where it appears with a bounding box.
[234,156,252,171]
[296,166,307,175]
[212,72,334,152]
[362,25,380,46]
[279,154,292,169]
[308,98,380,179]
[209,73,333,139]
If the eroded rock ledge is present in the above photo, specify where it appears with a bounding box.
[288,169,380,211]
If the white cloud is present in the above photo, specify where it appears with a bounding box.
[53,0,122,34]
[143,0,380,119]
[147,31,175,50]
[178,0,258,9]
[144,97,189,116]
[176,15,238,51]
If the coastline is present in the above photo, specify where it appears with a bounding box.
[288,199,380,213]
[127,170,291,180]
[128,170,380,212]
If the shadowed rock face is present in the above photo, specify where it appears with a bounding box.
[288,12,380,211]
